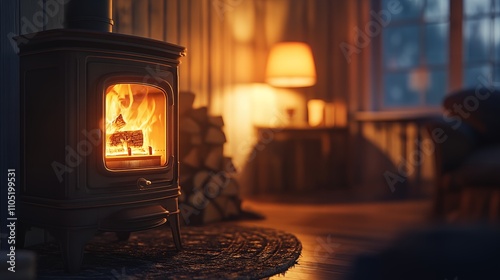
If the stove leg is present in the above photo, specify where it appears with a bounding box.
[164,199,182,250]
[168,213,182,250]
[51,228,96,273]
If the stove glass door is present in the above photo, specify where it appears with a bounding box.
[104,83,168,170]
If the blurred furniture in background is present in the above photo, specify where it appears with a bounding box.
[346,224,500,280]
[427,88,500,222]
[353,111,439,197]
[253,125,348,193]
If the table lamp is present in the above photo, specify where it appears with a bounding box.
[265,42,316,88]
[265,42,318,125]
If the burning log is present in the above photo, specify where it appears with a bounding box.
[109,130,144,147]
[111,114,126,130]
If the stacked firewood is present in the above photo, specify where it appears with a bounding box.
[178,91,242,225]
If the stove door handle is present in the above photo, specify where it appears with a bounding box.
[137,178,152,189]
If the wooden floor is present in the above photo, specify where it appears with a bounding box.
[231,195,433,280]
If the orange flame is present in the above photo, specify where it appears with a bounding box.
[105,84,162,158]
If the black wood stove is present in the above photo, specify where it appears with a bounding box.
[16,0,185,273]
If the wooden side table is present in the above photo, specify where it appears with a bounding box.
[253,125,349,193]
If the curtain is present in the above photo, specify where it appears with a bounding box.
[113,0,369,192]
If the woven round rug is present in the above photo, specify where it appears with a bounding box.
[31,224,301,279]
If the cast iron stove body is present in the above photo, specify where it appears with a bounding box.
[17,29,185,272]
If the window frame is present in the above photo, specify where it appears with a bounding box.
[461,0,500,88]
[371,0,495,112]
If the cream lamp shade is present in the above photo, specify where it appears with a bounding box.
[265,42,317,87]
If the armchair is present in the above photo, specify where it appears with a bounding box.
[427,87,500,222]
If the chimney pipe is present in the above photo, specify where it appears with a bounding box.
[65,0,114,32]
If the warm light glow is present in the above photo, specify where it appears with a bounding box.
[324,102,335,126]
[266,42,317,87]
[409,67,430,92]
[334,102,347,127]
[248,83,281,126]
[307,99,325,126]
[210,83,305,174]
[104,83,167,169]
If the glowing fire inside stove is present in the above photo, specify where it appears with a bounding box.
[104,83,168,169]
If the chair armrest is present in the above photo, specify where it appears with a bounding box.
[426,118,479,174]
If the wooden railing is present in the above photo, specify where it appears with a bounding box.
[350,111,442,198]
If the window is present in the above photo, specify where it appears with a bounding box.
[463,0,500,87]
[379,0,449,109]
[376,0,498,110]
